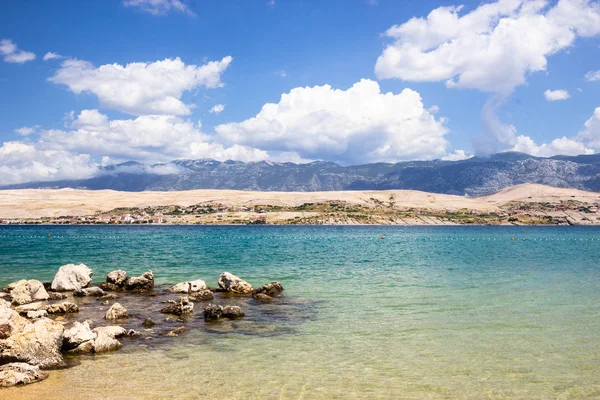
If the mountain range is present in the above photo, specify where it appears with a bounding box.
[3,152,600,196]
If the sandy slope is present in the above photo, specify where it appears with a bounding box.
[0,184,598,219]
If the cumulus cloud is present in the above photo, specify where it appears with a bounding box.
[585,70,600,81]
[544,89,571,101]
[123,0,194,16]
[216,79,449,164]
[375,0,600,93]
[575,107,600,148]
[43,52,63,61]
[209,104,225,114]
[442,149,472,161]
[0,39,35,64]
[49,56,233,116]
[14,126,39,136]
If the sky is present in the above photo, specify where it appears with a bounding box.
[0,0,599,185]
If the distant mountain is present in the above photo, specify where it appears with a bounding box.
[3,152,600,196]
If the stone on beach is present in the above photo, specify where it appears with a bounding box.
[26,310,48,319]
[188,289,214,302]
[106,269,128,287]
[73,287,106,297]
[0,362,49,387]
[168,279,207,293]
[6,280,49,306]
[45,302,79,314]
[218,272,253,294]
[105,303,128,320]
[0,317,65,368]
[51,263,93,292]
[253,281,284,297]
[125,270,154,292]
[159,297,194,316]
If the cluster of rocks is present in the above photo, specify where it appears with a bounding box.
[0,265,284,388]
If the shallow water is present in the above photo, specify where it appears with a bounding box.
[1,226,600,399]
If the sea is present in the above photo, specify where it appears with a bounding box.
[1,225,599,399]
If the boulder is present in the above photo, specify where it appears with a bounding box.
[47,292,67,300]
[51,263,93,292]
[125,270,154,292]
[0,363,49,388]
[73,287,106,297]
[217,272,253,294]
[252,293,273,302]
[222,305,245,319]
[159,297,194,316]
[0,317,65,368]
[142,318,155,327]
[203,304,223,321]
[168,279,207,293]
[62,321,95,353]
[105,303,128,320]
[166,326,186,337]
[98,293,119,301]
[189,289,214,302]
[106,270,128,287]
[92,326,126,338]
[26,310,48,320]
[15,303,45,315]
[45,302,79,314]
[91,326,126,353]
[7,280,49,306]
[99,282,121,292]
[253,281,284,297]
[0,307,29,339]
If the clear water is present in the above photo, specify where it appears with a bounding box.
[1,226,600,399]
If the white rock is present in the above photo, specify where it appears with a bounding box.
[63,321,95,352]
[218,272,253,294]
[0,362,48,387]
[51,263,93,292]
[0,317,65,368]
[105,303,128,320]
[168,279,207,293]
[7,280,49,306]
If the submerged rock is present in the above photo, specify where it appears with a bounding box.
[73,287,106,297]
[166,326,186,337]
[105,303,128,320]
[0,362,49,388]
[142,318,155,327]
[6,280,49,306]
[51,263,93,292]
[253,281,284,297]
[106,270,128,287]
[0,317,65,368]
[188,289,214,302]
[159,297,194,316]
[222,305,245,319]
[252,293,274,302]
[125,270,154,292]
[98,293,119,301]
[45,302,79,314]
[168,279,207,293]
[203,304,223,321]
[217,272,253,294]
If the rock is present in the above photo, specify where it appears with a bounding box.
[222,306,245,319]
[188,289,214,302]
[7,280,49,306]
[26,310,48,320]
[45,302,79,314]
[47,291,67,300]
[0,317,65,368]
[253,281,284,297]
[166,326,186,337]
[203,304,223,321]
[0,307,30,339]
[217,272,253,294]
[99,282,121,292]
[73,287,106,297]
[92,330,122,353]
[0,292,10,299]
[168,279,207,293]
[93,326,126,338]
[127,329,140,337]
[159,297,194,316]
[252,293,274,302]
[125,270,154,292]
[15,303,45,315]
[106,270,128,287]
[142,318,155,327]
[0,363,49,387]
[0,298,10,308]
[98,293,118,301]
[105,303,128,320]
[62,321,95,352]
[51,264,93,292]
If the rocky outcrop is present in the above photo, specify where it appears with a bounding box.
[159,297,194,316]
[0,362,49,387]
[203,304,245,321]
[51,264,93,292]
[45,302,79,314]
[6,280,49,306]
[253,282,284,297]
[0,317,65,368]
[124,271,154,292]
[63,321,95,354]
[105,303,128,320]
[106,270,128,288]
[0,306,30,339]
[168,279,207,293]
[189,289,214,302]
[73,287,106,297]
[92,326,126,353]
[47,292,67,300]
[26,310,48,319]
[218,272,253,294]
[222,306,245,319]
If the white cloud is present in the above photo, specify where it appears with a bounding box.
[442,149,472,161]
[14,126,39,136]
[123,0,194,16]
[49,56,233,116]
[544,89,571,101]
[585,70,600,81]
[275,70,287,78]
[576,107,600,148]
[0,39,35,64]
[375,0,600,94]
[43,52,63,61]
[209,104,225,114]
[216,79,449,164]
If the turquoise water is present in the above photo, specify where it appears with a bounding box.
[2,226,600,399]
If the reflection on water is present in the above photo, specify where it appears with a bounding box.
[1,226,600,399]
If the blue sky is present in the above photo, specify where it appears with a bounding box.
[0,0,599,184]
